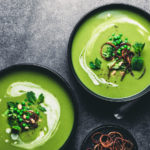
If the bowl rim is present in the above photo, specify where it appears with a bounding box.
[67,3,150,102]
[81,124,138,150]
[0,63,78,150]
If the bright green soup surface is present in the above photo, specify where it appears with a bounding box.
[72,9,150,99]
[0,69,74,150]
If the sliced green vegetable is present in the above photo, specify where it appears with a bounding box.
[131,56,144,71]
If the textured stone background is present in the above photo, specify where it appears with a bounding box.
[0,0,150,150]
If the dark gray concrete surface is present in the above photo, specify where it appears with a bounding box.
[0,0,150,149]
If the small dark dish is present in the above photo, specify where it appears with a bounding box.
[81,125,138,150]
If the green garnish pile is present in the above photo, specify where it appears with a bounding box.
[89,33,145,80]
[89,58,102,70]
[7,91,46,134]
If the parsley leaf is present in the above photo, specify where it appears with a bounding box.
[95,58,101,69]
[37,93,44,104]
[89,58,102,70]
[133,42,145,56]
[26,91,36,104]
[38,105,46,112]
[7,102,16,108]
[89,62,96,69]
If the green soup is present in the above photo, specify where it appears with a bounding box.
[71,9,150,99]
[0,67,75,150]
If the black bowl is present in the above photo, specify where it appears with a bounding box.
[68,4,150,102]
[0,63,78,150]
[81,125,138,150]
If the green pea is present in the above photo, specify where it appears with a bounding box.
[17,115,20,119]
[22,102,25,106]
[19,112,23,116]
[26,116,30,120]
[14,108,17,111]
[124,45,127,48]
[28,103,32,106]
[25,99,27,102]
[109,37,112,41]
[121,46,124,50]
[127,47,131,50]
[119,33,123,36]
[19,118,23,122]
[16,109,20,113]
[125,40,128,43]
[119,39,122,43]
[125,38,128,40]
[112,33,115,36]
[36,111,40,115]
[22,123,26,127]
[116,40,120,45]
[112,42,116,45]
[26,107,30,110]
[114,36,118,40]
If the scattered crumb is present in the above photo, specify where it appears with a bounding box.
[120,71,125,76]
[119,62,123,66]
[17,104,22,110]
[111,70,116,76]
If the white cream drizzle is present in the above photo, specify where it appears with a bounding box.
[79,17,149,87]
[6,82,60,149]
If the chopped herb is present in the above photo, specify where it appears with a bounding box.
[26,91,36,104]
[95,58,101,69]
[100,33,146,81]
[89,62,96,69]
[6,91,46,135]
[37,94,44,104]
[12,126,21,133]
[133,42,145,56]
[38,105,47,112]
[7,102,16,108]
[89,58,102,70]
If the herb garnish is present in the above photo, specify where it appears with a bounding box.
[99,33,145,80]
[6,91,46,134]
[133,42,145,56]
[89,58,102,70]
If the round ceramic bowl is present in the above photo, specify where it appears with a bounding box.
[68,4,150,102]
[81,125,138,150]
[0,64,77,150]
